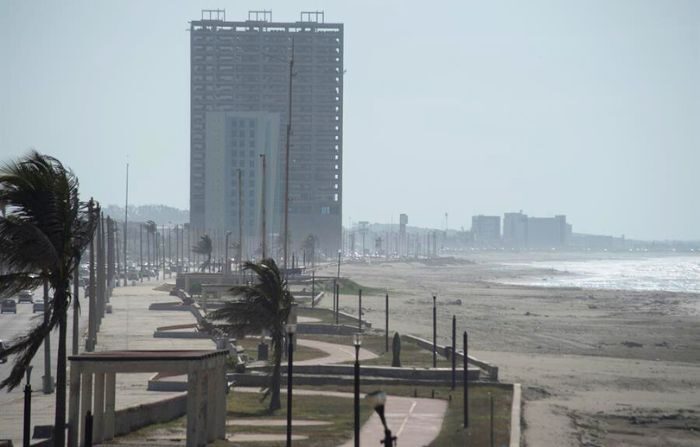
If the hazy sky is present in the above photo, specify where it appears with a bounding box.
[1,1,698,240]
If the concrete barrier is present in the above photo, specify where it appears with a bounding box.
[402,334,499,381]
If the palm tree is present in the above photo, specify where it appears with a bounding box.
[0,151,98,447]
[192,234,213,272]
[208,258,294,411]
[145,220,157,277]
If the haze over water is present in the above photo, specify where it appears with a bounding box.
[500,256,700,293]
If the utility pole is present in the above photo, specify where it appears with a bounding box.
[139,223,143,282]
[258,158,265,259]
[87,200,96,352]
[123,163,129,287]
[283,37,295,274]
[238,168,244,267]
[71,192,80,356]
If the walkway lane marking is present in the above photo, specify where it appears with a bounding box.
[397,400,417,437]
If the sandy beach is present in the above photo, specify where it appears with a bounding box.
[317,253,700,446]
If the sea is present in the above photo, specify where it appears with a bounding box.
[499,255,700,293]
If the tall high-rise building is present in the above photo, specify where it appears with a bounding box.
[189,10,344,258]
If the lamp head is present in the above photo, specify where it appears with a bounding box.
[286,323,297,335]
[353,332,362,347]
[365,390,386,409]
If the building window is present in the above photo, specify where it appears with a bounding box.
[321,206,330,215]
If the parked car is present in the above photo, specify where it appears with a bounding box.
[0,340,7,363]
[1,299,17,314]
[33,299,45,313]
[18,290,34,303]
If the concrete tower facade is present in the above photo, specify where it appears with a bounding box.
[190,10,343,257]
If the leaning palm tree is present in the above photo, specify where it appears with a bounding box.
[192,234,213,272]
[208,258,294,411]
[0,151,98,447]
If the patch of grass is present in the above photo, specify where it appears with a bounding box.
[118,390,373,447]
[297,306,359,326]
[299,384,513,447]
[227,390,373,446]
[236,337,327,363]
[300,333,454,368]
[429,384,512,447]
[317,277,386,296]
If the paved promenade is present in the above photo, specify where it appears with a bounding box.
[0,278,215,445]
[1,278,447,446]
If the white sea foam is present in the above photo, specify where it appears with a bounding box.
[500,256,700,293]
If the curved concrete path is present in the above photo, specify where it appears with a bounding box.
[236,387,447,447]
[295,338,378,365]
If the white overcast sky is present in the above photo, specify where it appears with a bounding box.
[1,0,698,240]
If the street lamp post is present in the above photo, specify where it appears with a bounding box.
[365,391,396,447]
[432,295,437,368]
[224,231,232,275]
[23,366,33,447]
[353,333,362,447]
[464,330,469,428]
[286,323,296,447]
[257,159,265,259]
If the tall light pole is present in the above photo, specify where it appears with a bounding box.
[236,169,243,268]
[283,37,295,274]
[258,158,265,260]
[224,231,232,275]
[123,163,129,287]
[286,323,296,447]
[353,333,362,447]
[432,295,437,368]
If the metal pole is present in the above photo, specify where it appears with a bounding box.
[139,224,143,281]
[225,231,231,275]
[286,331,294,447]
[42,278,53,394]
[72,251,80,356]
[123,163,128,287]
[23,367,32,447]
[85,411,93,447]
[451,315,456,389]
[385,293,389,353]
[490,392,494,447]
[311,271,315,308]
[432,295,437,368]
[337,250,341,279]
[354,344,360,447]
[239,168,244,266]
[335,282,340,325]
[283,38,294,274]
[88,202,96,352]
[358,289,362,332]
[463,331,469,428]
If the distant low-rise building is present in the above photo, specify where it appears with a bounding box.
[527,214,570,248]
[503,211,528,248]
[471,215,501,246]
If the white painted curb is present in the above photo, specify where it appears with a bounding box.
[510,383,522,447]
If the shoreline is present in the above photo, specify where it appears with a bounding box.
[316,255,700,446]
